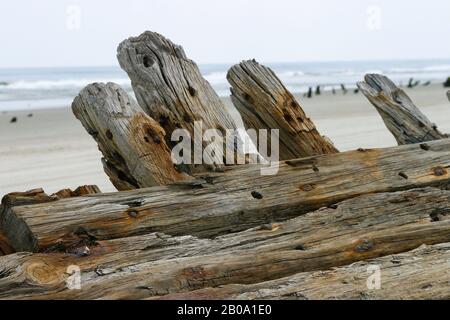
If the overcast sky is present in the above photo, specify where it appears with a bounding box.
[0,0,449,68]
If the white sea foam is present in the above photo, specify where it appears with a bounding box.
[0,60,449,111]
[2,78,131,90]
[388,64,450,74]
[422,64,450,72]
[203,72,228,85]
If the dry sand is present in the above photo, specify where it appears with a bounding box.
[1,84,449,196]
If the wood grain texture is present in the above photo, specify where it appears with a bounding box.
[2,139,450,253]
[227,60,338,160]
[117,31,249,173]
[0,187,449,299]
[0,186,100,256]
[52,185,102,199]
[154,243,450,300]
[1,188,58,208]
[0,231,14,256]
[1,186,101,208]
[73,83,190,190]
[358,74,448,145]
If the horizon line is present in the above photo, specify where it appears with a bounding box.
[1,57,450,71]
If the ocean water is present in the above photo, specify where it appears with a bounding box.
[0,59,449,111]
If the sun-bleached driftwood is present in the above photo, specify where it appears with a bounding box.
[1,188,58,208]
[227,60,338,160]
[0,187,449,299]
[117,31,250,174]
[1,186,101,208]
[153,243,450,300]
[358,74,448,145]
[2,139,450,253]
[72,83,190,190]
[0,186,101,255]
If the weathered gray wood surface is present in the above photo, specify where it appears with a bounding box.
[73,83,190,190]
[0,186,100,255]
[2,139,450,253]
[153,243,450,300]
[1,187,449,299]
[227,60,338,160]
[117,31,250,173]
[358,74,447,144]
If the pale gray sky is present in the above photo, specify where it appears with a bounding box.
[0,0,449,68]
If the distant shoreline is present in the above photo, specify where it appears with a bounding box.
[1,59,450,112]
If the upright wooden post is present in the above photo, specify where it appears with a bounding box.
[73,83,190,191]
[358,74,448,144]
[227,60,338,160]
[117,32,251,173]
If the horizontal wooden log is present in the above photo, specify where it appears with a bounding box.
[73,83,189,190]
[154,243,450,300]
[0,187,449,299]
[358,74,448,144]
[117,31,250,174]
[2,139,450,253]
[1,186,101,208]
[0,186,101,256]
[227,60,338,159]
[1,188,58,207]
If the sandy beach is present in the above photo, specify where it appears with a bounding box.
[1,84,449,196]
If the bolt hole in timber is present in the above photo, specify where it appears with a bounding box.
[251,191,264,199]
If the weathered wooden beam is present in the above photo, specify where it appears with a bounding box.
[0,186,101,256]
[72,83,190,190]
[154,243,450,300]
[0,187,449,299]
[447,90,450,103]
[2,139,450,253]
[1,186,101,208]
[358,74,448,145]
[117,31,250,173]
[227,60,338,160]
[0,190,40,255]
